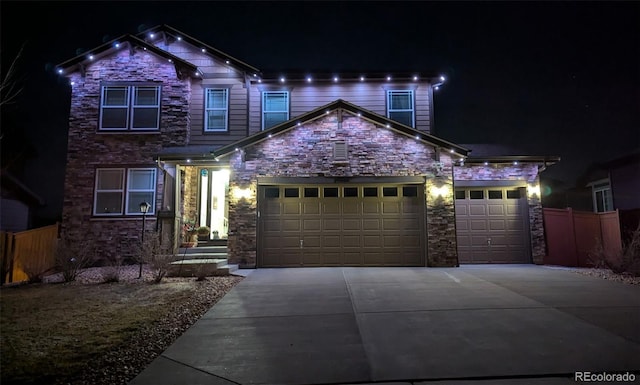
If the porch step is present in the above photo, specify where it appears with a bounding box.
[175,252,228,260]
[167,258,230,277]
[179,246,227,255]
[197,239,228,247]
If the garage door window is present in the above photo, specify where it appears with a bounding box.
[403,186,418,197]
[364,187,378,197]
[324,187,339,197]
[344,187,358,197]
[507,190,521,199]
[383,187,398,197]
[304,187,319,197]
[488,190,503,199]
[265,187,279,198]
[284,188,299,197]
[469,190,484,199]
[455,190,466,199]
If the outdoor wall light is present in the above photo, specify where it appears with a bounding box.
[232,187,253,200]
[527,184,541,199]
[429,185,451,198]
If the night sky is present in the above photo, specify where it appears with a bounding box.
[1,1,639,224]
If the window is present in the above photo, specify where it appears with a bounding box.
[94,168,156,215]
[488,190,503,199]
[262,91,289,130]
[455,190,466,200]
[387,90,414,127]
[284,187,299,198]
[205,88,228,131]
[506,190,521,199]
[469,190,484,199]
[100,85,161,130]
[592,183,613,213]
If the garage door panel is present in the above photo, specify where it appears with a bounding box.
[322,201,340,214]
[382,202,400,213]
[323,218,341,230]
[303,202,320,215]
[363,235,381,247]
[259,183,425,267]
[303,219,321,231]
[283,219,300,231]
[470,220,488,230]
[362,201,379,214]
[469,205,487,215]
[342,219,360,230]
[488,204,505,215]
[343,201,360,214]
[283,202,300,214]
[363,219,380,230]
[343,235,361,247]
[489,220,506,230]
[456,187,529,264]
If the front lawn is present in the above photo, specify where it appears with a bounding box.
[0,268,242,385]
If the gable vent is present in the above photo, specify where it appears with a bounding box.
[333,141,348,161]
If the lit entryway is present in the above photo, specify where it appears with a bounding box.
[199,169,229,240]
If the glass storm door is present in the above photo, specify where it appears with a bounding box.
[199,169,229,239]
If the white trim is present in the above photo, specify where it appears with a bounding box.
[386,89,415,127]
[204,88,229,132]
[93,167,157,216]
[93,168,125,216]
[262,91,289,130]
[99,85,161,131]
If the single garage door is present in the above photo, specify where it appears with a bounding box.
[455,187,530,263]
[258,183,425,267]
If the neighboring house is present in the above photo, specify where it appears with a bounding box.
[0,171,44,232]
[585,150,640,213]
[55,25,559,268]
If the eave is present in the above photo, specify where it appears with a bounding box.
[138,24,262,78]
[464,155,561,165]
[211,99,469,160]
[55,34,200,79]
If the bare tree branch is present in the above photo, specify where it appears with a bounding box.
[0,43,26,108]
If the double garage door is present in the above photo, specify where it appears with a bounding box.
[455,187,531,264]
[258,183,425,267]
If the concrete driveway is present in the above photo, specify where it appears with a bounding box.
[129,265,640,384]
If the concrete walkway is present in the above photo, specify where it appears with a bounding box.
[129,265,640,384]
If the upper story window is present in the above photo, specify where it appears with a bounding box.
[262,91,289,130]
[94,168,156,216]
[205,88,228,132]
[387,90,415,127]
[591,180,613,213]
[100,85,161,131]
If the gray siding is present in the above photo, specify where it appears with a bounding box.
[189,80,248,146]
[248,81,432,135]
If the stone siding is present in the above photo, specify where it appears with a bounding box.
[227,112,458,268]
[61,48,192,260]
[454,163,546,264]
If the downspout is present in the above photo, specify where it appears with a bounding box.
[428,83,435,136]
[245,73,251,137]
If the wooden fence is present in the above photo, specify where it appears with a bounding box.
[543,208,622,267]
[1,223,59,284]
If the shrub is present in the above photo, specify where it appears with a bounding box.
[589,223,640,276]
[55,238,96,282]
[138,233,175,283]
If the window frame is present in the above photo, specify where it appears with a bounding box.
[204,88,229,132]
[99,84,161,131]
[592,183,613,213]
[386,89,415,127]
[93,167,157,216]
[262,91,290,130]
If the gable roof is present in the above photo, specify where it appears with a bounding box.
[137,25,262,76]
[0,170,44,206]
[211,99,469,159]
[56,34,199,79]
[460,143,560,165]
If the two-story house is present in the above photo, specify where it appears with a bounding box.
[56,25,558,268]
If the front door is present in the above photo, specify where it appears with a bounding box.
[198,168,229,240]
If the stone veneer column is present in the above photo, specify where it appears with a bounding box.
[527,175,546,264]
[425,161,458,267]
[227,152,257,267]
